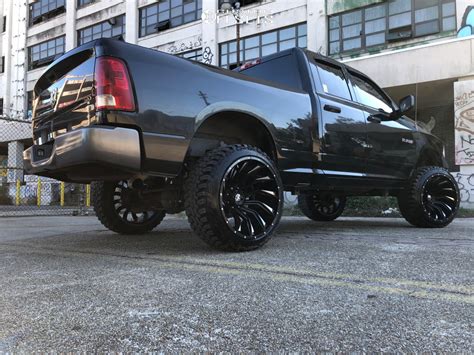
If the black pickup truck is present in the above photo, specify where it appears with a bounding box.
[24,39,459,251]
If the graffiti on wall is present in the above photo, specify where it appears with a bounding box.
[454,81,474,165]
[454,173,474,203]
[458,6,474,38]
[202,47,214,65]
[165,36,202,55]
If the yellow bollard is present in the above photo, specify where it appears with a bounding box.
[15,179,20,206]
[37,177,41,207]
[60,182,65,207]
[86,184,91,207]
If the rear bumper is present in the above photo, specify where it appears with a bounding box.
[23,126,141,180]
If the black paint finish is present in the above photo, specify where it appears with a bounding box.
[27,38,447,195]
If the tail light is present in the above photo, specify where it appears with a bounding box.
[95,56,135,111]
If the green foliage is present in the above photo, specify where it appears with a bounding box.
[283,196,401,217]
[457,208,474,218]
[344,196,400,217]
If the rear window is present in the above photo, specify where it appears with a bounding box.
[239,54,302,90]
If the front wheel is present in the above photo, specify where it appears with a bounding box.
[184,144,283,251]
[298,193,346,221]
[92,180,166,234]
[398,166,459,228]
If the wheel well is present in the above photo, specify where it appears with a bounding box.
[187,111,278,162]
[416,149,444,168]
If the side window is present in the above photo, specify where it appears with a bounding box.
[349,72,393,113]
[239,55,303,90]
[311,60,352,101]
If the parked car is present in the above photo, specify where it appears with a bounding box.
[24,39,460,251]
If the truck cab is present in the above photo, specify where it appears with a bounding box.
[237,49,444,192]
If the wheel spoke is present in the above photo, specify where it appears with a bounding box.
[431,203,446,220]
[241,206,266,234]
[233,208,253,236]
[245,200,274,217]
[256,189,278,199]
[123,209,130,222]
[115,205,126,213]
[434,201,452,214]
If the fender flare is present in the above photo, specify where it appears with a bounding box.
[192,101,280,157]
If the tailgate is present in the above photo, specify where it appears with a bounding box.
[33,48,96,144]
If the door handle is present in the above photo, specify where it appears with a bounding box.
[323,104,341,113]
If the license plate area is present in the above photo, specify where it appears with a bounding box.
[32,142,54,162]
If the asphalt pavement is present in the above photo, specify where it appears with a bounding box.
[0,216,472,352]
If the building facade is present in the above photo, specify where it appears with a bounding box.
[0,0,473,207]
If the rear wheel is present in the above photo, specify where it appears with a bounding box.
[398,166,459,228]
[92,180,166,234]
[298,193,346,221]
[185,144,283,251]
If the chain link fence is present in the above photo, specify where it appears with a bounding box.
[0,116,92,216]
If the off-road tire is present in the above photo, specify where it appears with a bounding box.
[92,181,166,234]
[184,144,283,251]
[298,193,346,221]
[398,166,459,228]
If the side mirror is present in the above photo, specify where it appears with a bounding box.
[398,95,415,114]
[367,95,415,123]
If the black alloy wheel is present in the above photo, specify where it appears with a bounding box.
[219,156,281,240]
[421,174,458,222]
[92,180,166,234]
[298,193,346,221]
[113,180,158,224]
[398,166,459,228]
[185,144,283,251]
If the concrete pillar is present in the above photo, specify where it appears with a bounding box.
[125,0,138,44]
[2,0,12,118]
[201,0,218,65]
[7,1,27,119]
[453,76,474,209]
[65,0,77,51]
[7,141,24,183]
[307,0,326,54]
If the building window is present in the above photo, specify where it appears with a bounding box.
[139,0,202,38]
[28,36,65,71]
[27,92,34,120]
[218,0,260,8]
[177,48,203,61]
[2,16,6,33]
[0,57,4,74]
[78,15,125,45]
[29,0,66,26]
[77,0,97,7]
[329,0,456,56]
[220,23,307,69]
[0,98,3,116]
